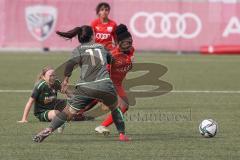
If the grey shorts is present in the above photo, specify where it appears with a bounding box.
[67,79,117,111]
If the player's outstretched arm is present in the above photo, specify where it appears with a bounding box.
[18,97,35,123]
[61,76,69,94]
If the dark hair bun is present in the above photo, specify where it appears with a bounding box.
[116,24,128,36]
[115,24,132,42]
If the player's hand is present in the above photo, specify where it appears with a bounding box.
[17,120,28,123]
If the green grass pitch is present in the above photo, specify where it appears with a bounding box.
[0,52,239,160]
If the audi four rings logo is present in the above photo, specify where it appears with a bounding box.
[96,33,111,40]
[130,12,202,39]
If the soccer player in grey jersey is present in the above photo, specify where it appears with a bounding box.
[33,25,129,142]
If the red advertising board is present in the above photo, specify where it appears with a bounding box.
[0,0,239,52]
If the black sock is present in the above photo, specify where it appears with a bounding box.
[111,108,125,134]
[49,112,68,131]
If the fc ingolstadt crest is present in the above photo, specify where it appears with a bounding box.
[25,5,57,41]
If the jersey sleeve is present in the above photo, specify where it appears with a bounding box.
[91,20,97,34]
[112,23,117,43]
[64,48,81,77]
[91,19,96,28]
[31,83,42,99]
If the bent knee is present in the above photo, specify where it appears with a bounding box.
[62,106,78,121]
[48,110,60,121]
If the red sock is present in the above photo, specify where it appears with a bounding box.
[101,107,127,127]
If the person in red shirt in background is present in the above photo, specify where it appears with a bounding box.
[72,2,117,122]
[91,2,117,51]
[95,24,135,135]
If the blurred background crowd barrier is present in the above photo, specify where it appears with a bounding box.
[0,0,239,54]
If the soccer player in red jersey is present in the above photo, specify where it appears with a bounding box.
[91,2,117,51]
[95,24,134,137]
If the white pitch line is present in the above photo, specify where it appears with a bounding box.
[171,90,240,94]
[0,90,31,93]
[0,89,240,94]
[130,90,240,94]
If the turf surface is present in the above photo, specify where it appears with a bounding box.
[0,52,239,160]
